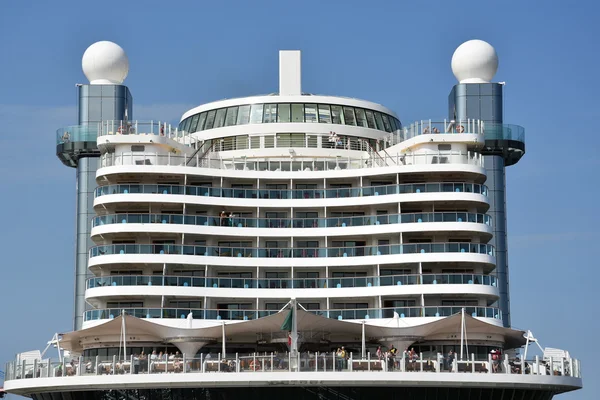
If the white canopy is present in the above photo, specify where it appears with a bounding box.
[61,310,526,355]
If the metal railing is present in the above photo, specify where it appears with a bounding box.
[94,181,489,200]
[92,211,492,230]
[5,350,577,382]
[86,273,498,290]
[81,306,503,322]
[99,120,195,144]
[89,242,496,259]
[99,150,484,170]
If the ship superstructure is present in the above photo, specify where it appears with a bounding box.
[3,41,582,400]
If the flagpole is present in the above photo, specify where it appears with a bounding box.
[291,298,298,355]
[460,308,464,361]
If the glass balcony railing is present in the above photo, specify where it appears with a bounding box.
[83,306,502,322]
[87,273,498,290]
[94,182,489,200]
[89,242,495,259]
[483,123,525,143]
[56,125,99,145]
[91,212,492,229]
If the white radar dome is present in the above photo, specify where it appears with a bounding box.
[451,40,498,84]
[82,41,129,85]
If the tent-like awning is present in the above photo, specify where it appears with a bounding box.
[61,310,526,355]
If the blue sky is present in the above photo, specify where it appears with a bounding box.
[0,0,597,398]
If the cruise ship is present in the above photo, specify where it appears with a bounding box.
[2,40,583,399]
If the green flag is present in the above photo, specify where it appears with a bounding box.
[281,308,294,331]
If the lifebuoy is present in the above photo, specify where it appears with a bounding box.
[456,125,465,133]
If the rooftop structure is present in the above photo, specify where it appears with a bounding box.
[3,40,580,400]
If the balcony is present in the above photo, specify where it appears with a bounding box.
[89,242,495,259]
[94,182,489,200]
[82,306,502,322]
[92,212,492,230]
[86,273,498,290]
[56,125,100,167]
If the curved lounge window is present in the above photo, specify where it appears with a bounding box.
[179,102,401,134]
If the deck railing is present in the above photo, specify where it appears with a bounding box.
[4,351,578,382]
[87,273,498,291]
[94,181,489,200]
[82,306,502,322]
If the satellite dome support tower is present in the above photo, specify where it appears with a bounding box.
[57,41,133,330]
[448,40,525,327]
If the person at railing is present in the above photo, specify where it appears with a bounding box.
[219,211,227,226]
[446,349,455,372]
[408,348,419,371]
[249,357,261,371]
[173,352,182,373]
[139,352,147,373]
[491,349,502,373]
[376,346,383,361]
[509,357,522,374]
[61,131,70,143]
[132,354,140,374]
[335,348,343,371]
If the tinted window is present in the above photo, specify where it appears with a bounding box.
[278,104,291,122]
[237,105,251,125]
[331,105,344,124]
[189,114,200,132]
[343,107,356,126]
[365,110,376,129]
[224,107,238,126]
[318,104,331,123]
[214,108,227,128]
[305,104,317,123]
[264,104,277,123]
[204,110,216,129]
[249,104,264,124]
[355,108,368,127]
[197,112,207,131]
[291,104,304,122]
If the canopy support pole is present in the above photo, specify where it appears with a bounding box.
[361,321,366,359]
[222,321,226,359]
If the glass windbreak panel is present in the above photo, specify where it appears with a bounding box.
[189,114,200,132]
[331,105,344,124]
[264,104,277,123]
[224,107,238,126]
[237,105,251,125]
[277,103,291,122]
[213,108,227,128]
[197,112,207,131]
[355,108,368,127]
[249,104,264,124]
[291,104,304,122]
[304,104,318,123]
[318,104,331,123]
[364,110,377,129]
[373,112,384,130]
[343,107,356,126]
[204,110,216,130]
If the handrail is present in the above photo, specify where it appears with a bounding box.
[81,306,503,322]
[89,242,495,259]
[94,181,489,200]
[86,273,499,290]
[4,351,580,381]
[186,140,214,166]
[91,211,492,230]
